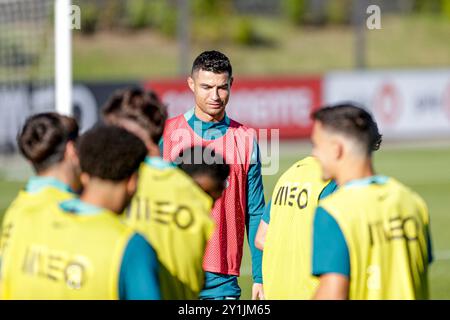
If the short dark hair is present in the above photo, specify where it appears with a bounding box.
[312,103,382,155]
[176,146,230,186]
[101,87,167,144]
[77,125,147,181]
[18,112,79,173]
[191,50,232,77]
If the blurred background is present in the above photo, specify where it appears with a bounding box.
[0,0,449,299]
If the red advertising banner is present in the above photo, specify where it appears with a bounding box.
[144,76,323,139]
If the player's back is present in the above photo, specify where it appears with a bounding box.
[263,156,333,299]
[124,157,215,299]
[1,201,134,300]
[319,176,431,299]
[3,185,74,227]
[0,181,75,271]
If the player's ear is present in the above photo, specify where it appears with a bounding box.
[187,76,195,93]
[229,76,234,88]
[65,141,80,166]
[335,139,344,161]
[126,172,138,197]
[328,136,340,161]
[80,172,90,187]
[65,141,77,159]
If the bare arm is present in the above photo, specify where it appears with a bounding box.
[255,220,269,251]
[313,273,349,300]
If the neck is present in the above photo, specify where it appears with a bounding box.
[335,157,375,187]
[147,143,160,157]
[80,181,123,214]
[194,106,225,123]
[38,165,71,188]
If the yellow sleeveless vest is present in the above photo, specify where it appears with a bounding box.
[0,187,75,291]
[319,177,430,300]
[263,157,330,299]
[2,187,74,243]
[124,160,215,299]
[1,203,133,300]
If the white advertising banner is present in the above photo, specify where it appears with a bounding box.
[324,70,450,139]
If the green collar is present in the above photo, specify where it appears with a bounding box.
[344,175,389,188]
[59,198,103,216]
[26,176,74,194]
[144,156,176,169]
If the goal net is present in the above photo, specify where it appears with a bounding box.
[0,0,59,153]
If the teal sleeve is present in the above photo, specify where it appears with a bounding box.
[262,200,271,224]
[319,180,338,200]
[246,140,265,284]
[158,137,164,156]
[119,233,161,300]
[200,272,240,299]
[312,207,350,277]
[427,224,433,264]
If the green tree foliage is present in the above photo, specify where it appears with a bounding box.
[325,0,351,25]
[282,0,307,25]
[125,0,150,30]
[443,0,450,20]
[79,2,100,35]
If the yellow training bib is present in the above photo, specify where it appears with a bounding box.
[319,177,431,300]
[0,186,75,291]
[124,158,215,299]
[1,203,133,300]
[263,156,330,299]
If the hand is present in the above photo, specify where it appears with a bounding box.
[252,283,265,300]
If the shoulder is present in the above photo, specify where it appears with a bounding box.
[312,206,350,277]
[167,114,185,122]
[45,187,75,202]
[317,187,347,217]
[5,190,28,211]
[277,156,321,182]
[228,118,256,136]
[126,233,155,255]
[313,206,348,251]
[377,177,424,207]
[2,191,28,225]
[120,233,158,281]
[319,180,338,200]
[228,118,259,158]
[29,186,74,202]
[388,177,429,222]
[164,114,187,129]
[314,206,341,231]
[299,156,321,168]
[8,188,71,216]
[388,177,420,198]
[139,158,176,174]
[228,117,245,128]
[292,156,321,171]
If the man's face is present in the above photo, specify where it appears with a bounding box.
[193,174,226,203]
[120,173,139,214]
[188,69,233,120]
[311,121,338,181]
